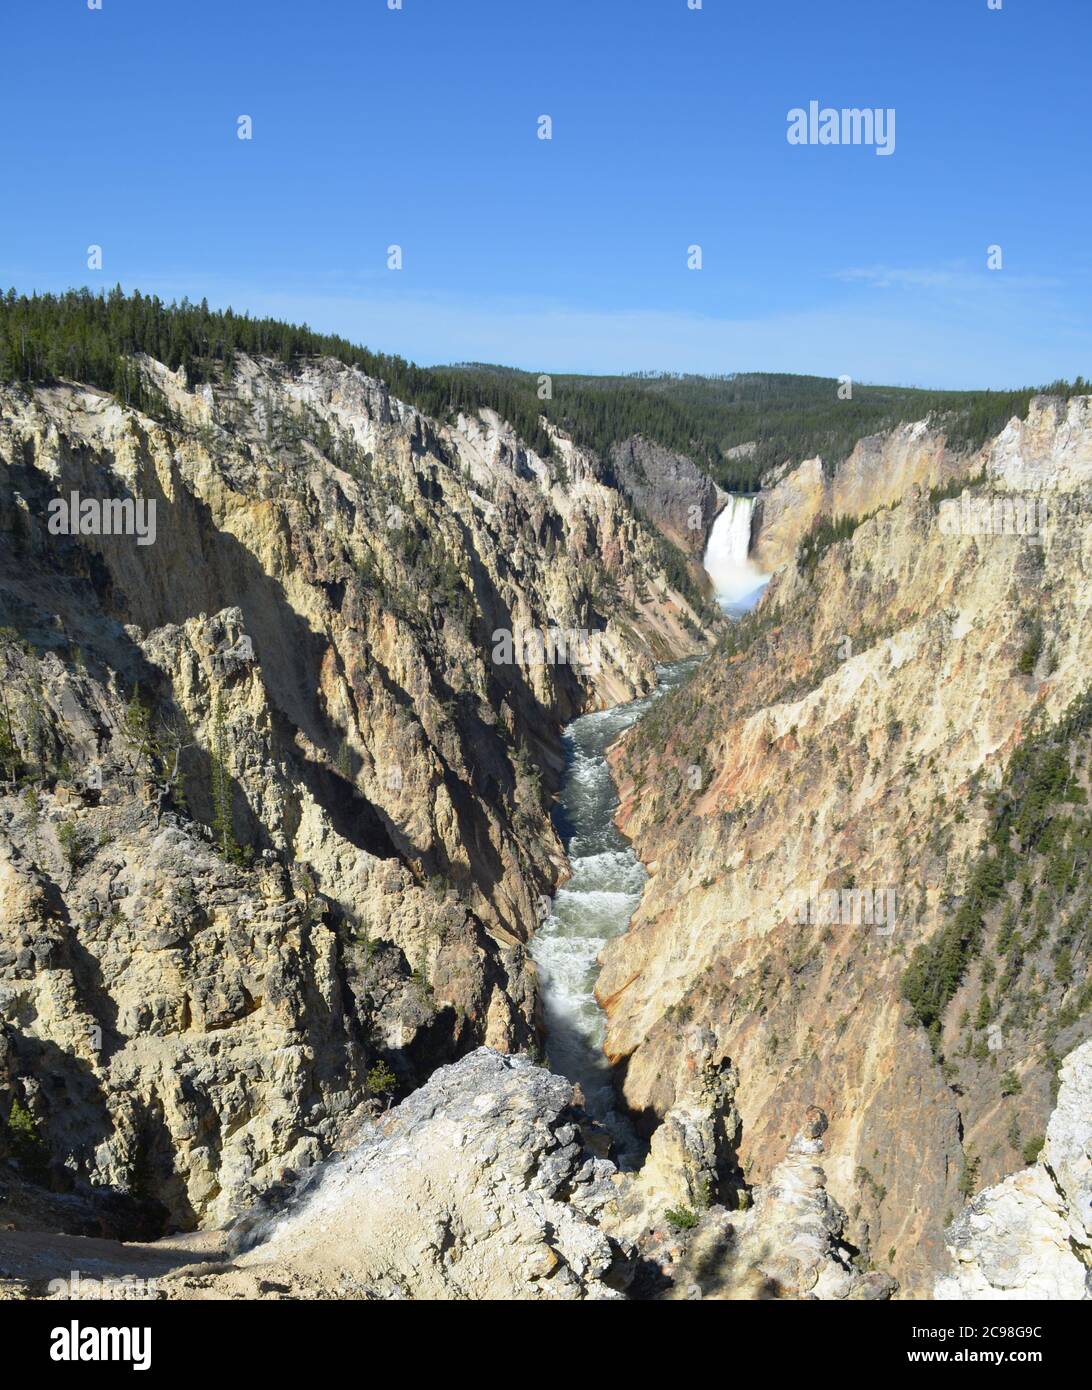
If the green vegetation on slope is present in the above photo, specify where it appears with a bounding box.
[451,364,1089,491]
[796,512,871,575]
[902,687,1092,1051]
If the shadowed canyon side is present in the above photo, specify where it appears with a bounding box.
[598,395,1092,1295]
[0,353,716,1234]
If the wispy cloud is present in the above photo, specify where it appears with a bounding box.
[834,265,1063,293]
[52,263,1085,391]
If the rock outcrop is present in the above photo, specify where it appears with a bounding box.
[216,1050,631,1301]
[607,435,726,557]
[603,1059,895,1301]
[623,1026,742,1216]
[936,1038,1092,1300]
[0,1047,894,1301]
[731,1106,895,1300]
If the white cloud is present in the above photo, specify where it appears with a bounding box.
[833,265,1062,293]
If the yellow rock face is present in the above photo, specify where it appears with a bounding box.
[599,399,1092,1293]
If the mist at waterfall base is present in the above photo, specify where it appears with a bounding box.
[530,660,698,1162]
[703,494,769,615]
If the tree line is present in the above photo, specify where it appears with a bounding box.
[0,286,554,455]
[2,288,1087,492]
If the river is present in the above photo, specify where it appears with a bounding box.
[530,657,700,1155]
[531,496,767,1149]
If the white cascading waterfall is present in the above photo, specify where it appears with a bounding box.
[703,494,768,613]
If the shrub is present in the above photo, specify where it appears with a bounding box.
[1022,1135,1045,1164]
[1017,617,1043,676]
[664,1205,699,1232]
[57,817,94,874]
[5,1097,47,1178]
[366,1061,397,1100]
[797,512,868,575]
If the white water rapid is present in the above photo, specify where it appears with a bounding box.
[530,659,699,1158]
[530,498,767,1154]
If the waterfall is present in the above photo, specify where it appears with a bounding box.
[703,495,768,613]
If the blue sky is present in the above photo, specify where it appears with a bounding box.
[2,0,1089,387]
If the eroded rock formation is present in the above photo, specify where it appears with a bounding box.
[751,419,966,572]
[0,355,712,1234]
[607,435,726,556]
[936,1038,1092,1300]
[0,1047,892,1301]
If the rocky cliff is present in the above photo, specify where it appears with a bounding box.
[936,1037,1092,1300]
[607,435,726,557]
[0,354,713,1234]
[751,419,968,572]
[599,395,1092,1295]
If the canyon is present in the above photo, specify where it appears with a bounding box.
[1,351,1089,1301]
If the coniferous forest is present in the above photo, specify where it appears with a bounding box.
[1,287,1086,491]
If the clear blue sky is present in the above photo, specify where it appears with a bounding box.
[2,0,1089,387]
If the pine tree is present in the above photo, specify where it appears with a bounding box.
[5,1097,47,1179]
[209,699,237,861]
[21,650,46,776]
[0,643,18,784]
[123,684,156,773]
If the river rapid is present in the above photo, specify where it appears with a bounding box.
[530,658,699,1154]
[532,495,767,1149]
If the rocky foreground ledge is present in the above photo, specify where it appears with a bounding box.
[935,1038,1092,1301]
[1,1039,896,1300]
[6,1035,1089,1300]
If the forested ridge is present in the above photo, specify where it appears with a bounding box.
[0,286,553,455]
[455,364,1089,491]
[2,287,1086,491]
